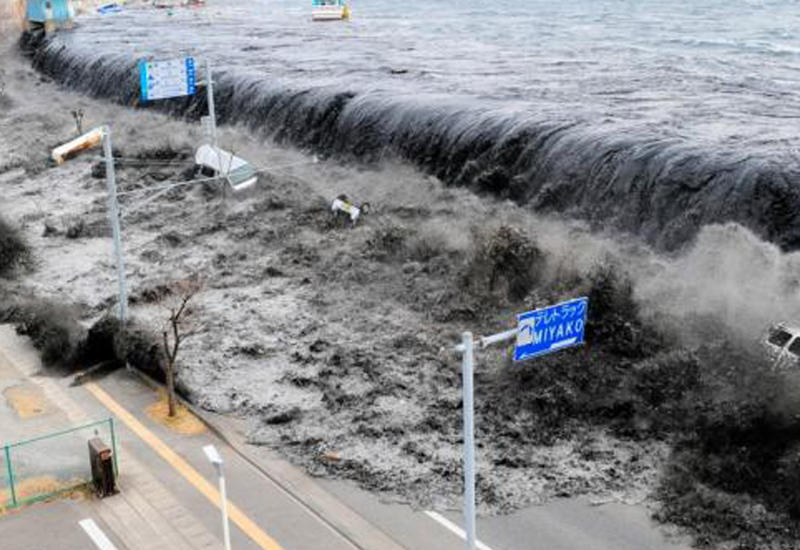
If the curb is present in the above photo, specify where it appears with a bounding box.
[125,366,408,550]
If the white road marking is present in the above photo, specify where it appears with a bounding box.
[424,511,496,550]
[79,518,120,550]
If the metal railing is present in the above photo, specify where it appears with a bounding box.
[1,418,117,510]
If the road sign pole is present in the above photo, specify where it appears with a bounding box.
[204,58,226,198]
[461,331,477,550]
[205,58,218,149]
[102,126,128,323]
[452,297,587,550]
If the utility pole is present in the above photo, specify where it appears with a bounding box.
[205,58,218,149]
[102,125,128,322]
[50,125,127,322]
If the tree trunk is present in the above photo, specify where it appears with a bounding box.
[166,359,177,417]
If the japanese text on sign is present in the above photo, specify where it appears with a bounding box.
[514,297,589,361]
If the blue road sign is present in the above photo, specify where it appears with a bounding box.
[139,57,197,103]
[514,297,589,361]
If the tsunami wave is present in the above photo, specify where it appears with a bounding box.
[26,34,800,252]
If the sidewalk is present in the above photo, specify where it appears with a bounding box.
[0,324,405,550]
[0,325,221,550]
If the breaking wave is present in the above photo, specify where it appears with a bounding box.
[23,0,800,252]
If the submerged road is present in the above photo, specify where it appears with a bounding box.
[0,325,689,550]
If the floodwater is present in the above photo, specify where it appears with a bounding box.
[30,0,800,249]
[50,0,800,144]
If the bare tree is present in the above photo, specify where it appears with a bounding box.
[162,279,202,417]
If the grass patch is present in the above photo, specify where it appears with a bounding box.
[0,477,90,514]
[145,391,206,436]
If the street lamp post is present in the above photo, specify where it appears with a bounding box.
[203,444,232,550]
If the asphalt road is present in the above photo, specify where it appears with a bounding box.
[319,478,689,550]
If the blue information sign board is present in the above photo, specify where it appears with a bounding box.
[514,297,589,361]
[139,57,197,103]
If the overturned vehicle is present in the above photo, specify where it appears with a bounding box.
[763,323,800,369]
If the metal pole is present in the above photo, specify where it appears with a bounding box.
[205,58,218,149]
[217,465,232,550]
[205,58,227,198]
[4,445,17,508]
[461,332,476,550]
[109,418,119,477]
[102,126,127,323]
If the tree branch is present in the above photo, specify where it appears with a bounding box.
[174,293,192,321]
[162,328,173,363]
[171,310,180,361]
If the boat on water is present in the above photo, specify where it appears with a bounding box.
[312,0,350,21]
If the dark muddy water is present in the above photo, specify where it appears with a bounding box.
[32,0,800,249]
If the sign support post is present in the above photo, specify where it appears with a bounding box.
[205,58,218,149]
[454,330,514,550]
[461,331,476,550]
[102,125,128,322]
[203,58,229,197]
[453,297,588,550]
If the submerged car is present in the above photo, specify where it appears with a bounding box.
[194,144,257,193]
[762,323,800,369]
